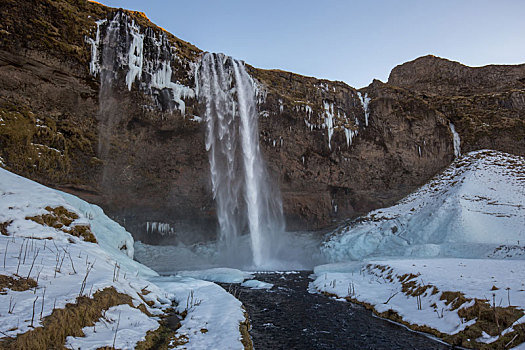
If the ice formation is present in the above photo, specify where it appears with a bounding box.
[357,91,371,127]
[323,101,335,150]
[86,19,107,76]
[449,122,461,157]
[86,12,194,115]
[125,20,144,90]
[146,221,175,236]
[149,60,195,114]
[321,150,525,262]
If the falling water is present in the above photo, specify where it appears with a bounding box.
[197,53,285,267]
[449,122,461,158]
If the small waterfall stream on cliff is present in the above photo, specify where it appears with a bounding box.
[197,53,286,268]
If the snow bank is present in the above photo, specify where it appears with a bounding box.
[0,167,155,277]
[0,165,170,340]
[176,268,254,284]
[322,150,525,262]
[66,304,159,350]
[313,258,525,347]
[0,168,249,348]
[0,226,168,339]
[241,279,274,289]
[151,275,247,350]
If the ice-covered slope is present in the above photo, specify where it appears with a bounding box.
[0,168,249,349]
[0,167,155,277]
[322,150,525,262]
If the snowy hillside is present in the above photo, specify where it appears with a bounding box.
[313,150,525,349]
[322,150,525,262]
[0,168,249,349]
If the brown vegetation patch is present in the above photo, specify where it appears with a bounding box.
[440,291,469,311]
[0,220,12,236]
[26,206,97,243]
[240,309,253,350]
[0,287,133,349]
[397,273,420,283]
[457,298,524,337]
[0,274,37,292]
[135,307,186,350]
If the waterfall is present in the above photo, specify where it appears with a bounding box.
[449,122,461,158]
[97,15,121,165]
[197,53,285,267]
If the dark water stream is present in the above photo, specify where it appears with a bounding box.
[223,271,452,350]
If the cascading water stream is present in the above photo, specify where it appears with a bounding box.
[197,53,285,267]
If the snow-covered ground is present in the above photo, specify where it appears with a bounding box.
[151,275,249,349]
[312,259,525,348]
[322,150,525,261]
[314,150,525,349]
[0,168,249,349]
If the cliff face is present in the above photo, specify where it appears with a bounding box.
[0,1,522,244]
[388,55,525,155]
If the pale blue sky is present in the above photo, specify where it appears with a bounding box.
[99,0,525,88]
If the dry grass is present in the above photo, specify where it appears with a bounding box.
[26,206,97,243]
[0,221,12,236]
[458,298,523,336]
[0,274,37,293]
[240,309,253,350]
[135,307,186,350]
[440,291,469,311]
[0,287,132,349]
[135,324,185,350]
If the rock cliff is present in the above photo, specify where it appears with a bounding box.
[0,0,523,244]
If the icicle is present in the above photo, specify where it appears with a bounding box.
[87,19,107,76]
[126,20,144,90]
[357,92,371,127]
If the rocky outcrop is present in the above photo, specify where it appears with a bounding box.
[388,55,525,155]
[388,55,525,96]
[0,0,522,244]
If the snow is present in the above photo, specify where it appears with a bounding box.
[241,279,273,289]
[0,168,249,348]
[322,150,525,262]
[66,304,159,350]
[150,275,247,350]
[314,149,525,347]
[0,228,166,339]
[313,258,525,338]
[176,268,254,284]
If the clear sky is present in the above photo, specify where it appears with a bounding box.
[98,0,525,88]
